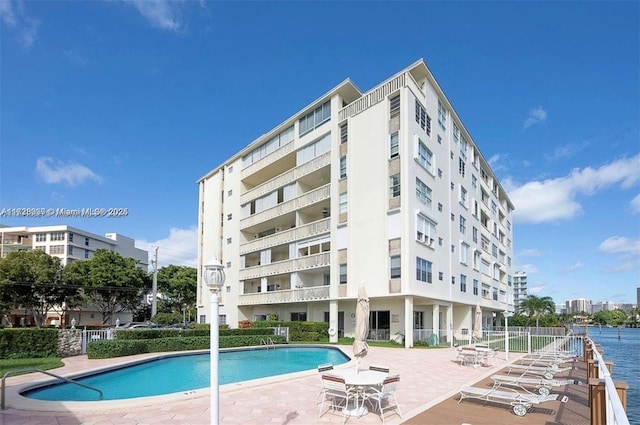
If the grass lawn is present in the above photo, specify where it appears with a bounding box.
[0,358,64,377]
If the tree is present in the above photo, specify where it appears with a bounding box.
[0,250,79,328]
[518,295,555,328]
[63,249,151,325]
[156,265,196,316]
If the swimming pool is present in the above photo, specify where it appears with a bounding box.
[22,346,350,402]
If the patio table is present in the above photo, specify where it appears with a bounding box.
[331,369,388,416]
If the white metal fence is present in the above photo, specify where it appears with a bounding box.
[589,336,630,425]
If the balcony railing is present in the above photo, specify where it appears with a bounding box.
[338,72,407,121]
[240,152,331,205]
[240,218,330,255]
[238,285,330,305]
[241,140,295,178]
[239,252,330,280]
[240,184,330,229]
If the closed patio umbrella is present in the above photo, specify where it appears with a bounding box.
[353,284,369,373]
[473,303,482,342]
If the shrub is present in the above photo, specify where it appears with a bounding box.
[0,329,59,359]
[238,320,253,328]
[151,312,184,325]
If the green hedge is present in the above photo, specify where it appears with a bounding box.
[254,321,328,341]
[0,329,59,359]
[87,335,287,359]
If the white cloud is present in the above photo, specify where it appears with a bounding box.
[545,141,589,162]
[523,107,547,130]
[508,154,640,223]
[560,262,584,274]
[598,236,640,273]
[516,264,539,274]
[122,0,182,32]
[517,249,542,257]
[136,226,198,268]
[0,0,41,47]
[631,194,640,214]
[35,157,102,186]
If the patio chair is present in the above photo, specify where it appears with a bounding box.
[458,384,568,416]
[318,374,355,424]
[316,364,334,404]
[362,374,402,424]
[369,364,390,373]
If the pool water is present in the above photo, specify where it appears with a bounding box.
[23,346,350,401]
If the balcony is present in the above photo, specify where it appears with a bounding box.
[240,218,330,255]
[239,252,330,280]
[241,152,330,205]
[240,184,331,229]
[238,285,330,305]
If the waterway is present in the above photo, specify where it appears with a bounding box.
[584,326,639,425]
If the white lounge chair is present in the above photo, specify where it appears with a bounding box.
[458,385,568,416]
[491,374,580,396]
[507,363,573,379]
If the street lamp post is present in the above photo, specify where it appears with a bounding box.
[503,310,514,361]
[203,257,226,425]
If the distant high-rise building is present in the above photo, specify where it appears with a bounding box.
[554,303,566,315]
[513,271,528,311]
[566,298,592,314]
[637,286,639,306]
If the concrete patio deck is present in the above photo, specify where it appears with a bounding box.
[1,345,526,425]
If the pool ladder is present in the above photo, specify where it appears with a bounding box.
[260,337,275,351]
[1,368,104,409]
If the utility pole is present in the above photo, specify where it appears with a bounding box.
[151,247,159,318]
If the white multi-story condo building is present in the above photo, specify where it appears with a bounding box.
[0,225,148,327]
[513,271,528,311]
[566,298,592,314]
[0,225,148,268]
[197,59,515,348]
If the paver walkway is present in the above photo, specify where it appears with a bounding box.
[1,345,523,425]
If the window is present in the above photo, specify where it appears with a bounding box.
[227,238,232,244]
[339,156,347,178]
[339,264,347,284]
[416,138,434,173]
[340,122,348,143]
[35,245,45,251]
[460,275,467,292]
[339,192,348,214]
[481,236,490,252]
[459,158,466,177]
[389,132,399,158]
[473,279,479,295]
[84,249,90,259]
[226,262,231,268]
[228,165,233,173]
[460,186,468,207]
[473,250,481,270]
[460,136,468,161]
[36,233,46,242]
[390,174,401,198]
[473,227,478,243]
[453,123,460,143]
[493,288,499,301]
[414,100,431,136]
[299,100,331,136]
[227,214,232,221]
[389,95,400,118]
[492,243,498,258]
[437,203,443,212]
[482,283,490,299]
[415,178,432,208]
[459,216,466,234]
[85,237,89,246]
[290,312,307,321]
[437,168,442,178]
[460,242,470,265]
[228,189,232,197]
[390,255,401,278]
[416,214,436,246]
[437,99,446,130]
[451,276,455,285]
[68,246,73,255]
[438,271,443,281]
[416,257,432,283]
[51,232,65,241]
[219,315,227,325]
[68,233,74,242]
[437,135,442,144]
[242,126,294,167]
[472,175,477,191]
[49,245,64,254]
[481,259,491,275]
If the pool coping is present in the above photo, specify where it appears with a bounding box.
[4,345,355,412]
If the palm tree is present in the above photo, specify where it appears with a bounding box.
[518,295,555,328]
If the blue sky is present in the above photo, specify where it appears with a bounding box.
[1,1,638,305]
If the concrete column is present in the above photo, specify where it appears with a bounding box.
[404,296,414,348]
[432,304,440,344]
[329,300,338,343]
